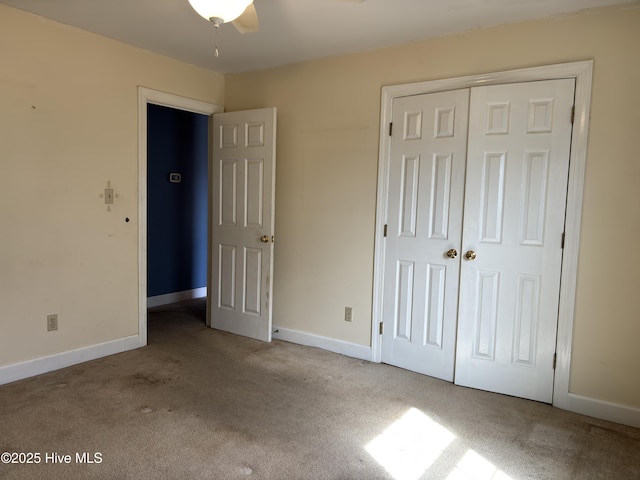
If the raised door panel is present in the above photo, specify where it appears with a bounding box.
[243,247,262,315]
[394,261,415,341]
[479,152,506,244]
[424,264,446,348]
[244,158,264,228]
[428,155,452,240]
[513,274,542,366]
[399,155,420,237]
[520,152,550,246]
[218,244,236,310]
[473,270,500,360]
[219,159,237,226]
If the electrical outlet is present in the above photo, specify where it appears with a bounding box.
[344,307,353,322]
[47,314,58,331]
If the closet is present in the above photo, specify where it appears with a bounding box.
[380,79,575,403]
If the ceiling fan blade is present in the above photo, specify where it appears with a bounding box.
[232,2,259,33]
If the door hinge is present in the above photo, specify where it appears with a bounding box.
[379,322,384,334]
[383,224,388,237]
[570,106,575,124]
[553,353,557,370]
[389,122,393,136]
[561,232,565,249]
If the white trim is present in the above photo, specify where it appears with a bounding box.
[552,62,593,410]
[372,61,593,412]
[138,87,222,348]
[567,393,640,429]
[273,326,372,361]
[0,335,140,386]
[147,287,207,308]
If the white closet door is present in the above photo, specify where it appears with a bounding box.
[381,89,469,381]
[454,79,575,402]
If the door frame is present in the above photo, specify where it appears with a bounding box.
[137,87,223,347]
[371,61,593,409]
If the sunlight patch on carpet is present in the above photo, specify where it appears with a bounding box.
[365,407,455,480]
[445,449,514,480]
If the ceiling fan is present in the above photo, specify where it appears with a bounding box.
[188,0,259,56]
[188,0,259,32]
[187,0,364,58]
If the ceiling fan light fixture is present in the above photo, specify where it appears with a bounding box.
[188,0,253,24]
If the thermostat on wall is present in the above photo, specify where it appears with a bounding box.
[169,173,182,183]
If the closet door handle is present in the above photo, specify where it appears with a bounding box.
[465,250,477,261]
[446,249,458,259]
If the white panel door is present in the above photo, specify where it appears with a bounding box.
[381,89,469,381]
[208,107,276,342]
[455,79,575,402]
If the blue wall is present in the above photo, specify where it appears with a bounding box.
[147,104,209,297]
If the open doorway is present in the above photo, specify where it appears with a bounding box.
[146,104,209,308]
[146,104,209,335]
[137,87,222,346]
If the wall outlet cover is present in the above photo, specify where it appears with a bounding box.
[47,314,58,331]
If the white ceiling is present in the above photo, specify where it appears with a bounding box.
[1,0,634,74]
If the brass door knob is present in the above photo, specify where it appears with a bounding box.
[446,249,458,259]
[465,250,477,260]
[260,235,270,243]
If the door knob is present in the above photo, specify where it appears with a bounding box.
[446,249,458,259]
[465,250,477,260]
[260,235,270,243]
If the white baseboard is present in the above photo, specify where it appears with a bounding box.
[566,393,640,428]
[272,326,372,361]
[0,335,141,386]
[147,287,207,308]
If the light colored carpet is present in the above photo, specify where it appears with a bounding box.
[0,298,638,479]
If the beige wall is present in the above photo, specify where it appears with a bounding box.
[0,5,224,365]
[225,4,640,408]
